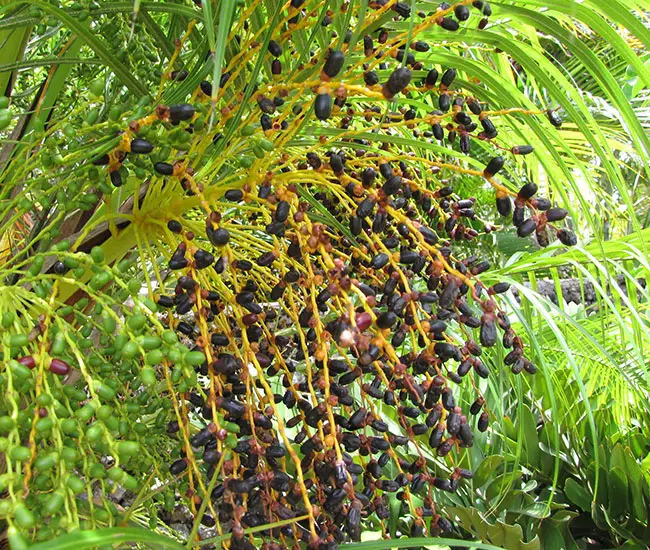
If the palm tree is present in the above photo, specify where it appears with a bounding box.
[0,1,648,548]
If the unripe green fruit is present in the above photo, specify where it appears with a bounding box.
[127,279,141,295]
[90,463,107,479]
[10,446,31,462]
[75,403,95,422]
[141,366,156,386]
[34,453,57,470]
[96,384,116,401]
[184,351,206,366]
[0,416,14,433]
[89,78,105,97]
[90,246,104,264]
[51,332,66,355]
[8,334,28,347]
[66,475,86,494]
[108,467,125,482]
[0,499,12,516]
[128,313,146,331]
[13,505,35,529]
[60,446,79,465]
[35,417,53,433]
[145,350,163,365]
[44,491,65,515]
[85,422,104,443]
[167,348,182,363]
[117,441,140,458]
[0,109,11,130]
[121,341,139,358]
[162,330,177,345]
[7,526,29,550]
[2,311,16,328]
[60,418,77,435]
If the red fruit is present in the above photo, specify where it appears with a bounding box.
[49,358,71,376]
[355,312,372,332]
[18,355,36,369]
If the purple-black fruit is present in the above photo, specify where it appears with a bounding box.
[314,93,332,120]
[323,50,345,78]
[383,67,411,99]
[130,138,154,154]
[169,104,195,123]
[557,229,577,246]
[483,156,504,178]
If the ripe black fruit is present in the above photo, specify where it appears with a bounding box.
[158,295,174,308]
[329,153,344,175]
[518,182,537,200]
[260,114,272,131]
[512,145,534,155]
[357,197,376,218]
[557,229,577,246]
[481,118,497,138]
[513,205,524,227]
[268,40,282,57]
[547,110,563,127]
[383,67,411,98]
[315,93,332,120]
[306,152,322,169]
[362,167,376,187]
[383,175,402,196]
[130,138,154,154]
[546,207,568,222]
[483,156,504,177]
[195,249,215,269]
[92,154,110,165]
[364,71,379,86]
[412,41,430,52]
[455,4,470,20]
[170,458,187,475]
[379,162,393,179]
[478,411,489,432]
[479,318,497,346]
[393,1,410,18]
[323,50,345,78]
[110,170,122,187]
[466,98,482,115]
[455,111,472,125]
[225,189,244,201]
[154,162,174,175]
[496,196,512,217]
[169,104,195,123]
[473,0,492,15]
[171,69,188,81]
[371,253,389,269]
[363,35,373,55]
[517,218,537,237]
[491,282,510,294]
[274,201,290,222]
[440,68,456,88]
[200,80,212,95]
[425,69,439,86]
[207,227,230,246]
[376,311,397,329]
[440,17,459,31]
[439,93,450,112]
[257,95,276,114]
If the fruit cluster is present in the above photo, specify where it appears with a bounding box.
[0,1,577,548]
